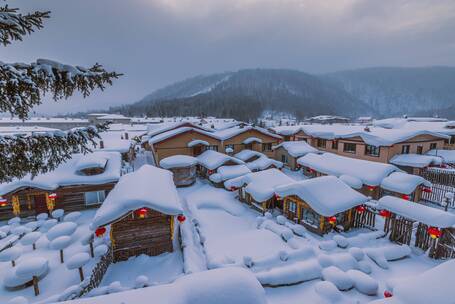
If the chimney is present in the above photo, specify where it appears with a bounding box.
[99,140,104,149]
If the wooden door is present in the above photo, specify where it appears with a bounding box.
[193,146,202,156]
[34,194,48,215]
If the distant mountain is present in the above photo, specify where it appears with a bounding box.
[323,66,455,117]
[116,66,455,121]
[118,69,371,121]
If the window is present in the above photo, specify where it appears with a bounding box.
[401,145,410,154]
[204,145,218,152]
[244,143,253,150]
[316,139,327,148]
[416,146,423,155]
[281,154,288,164]
[225,144,234,152]
[365,145,380,157]
[296,137,307,142]
[85,191,106,205]
[262,143,273,152]
[331,140,338,150]
[288,201,297,213]
[430,143,437,150]
[343,143,356,153]
[300,208,319,228]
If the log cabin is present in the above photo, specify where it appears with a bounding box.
[159,155,199,187]
[272,141,320,170]
[275,176,368,235]
[0,152,122,220]
[196,150,245,178]
[380,172,432,202]
[90,165,183,262]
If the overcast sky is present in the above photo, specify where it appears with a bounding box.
[2,0,455,115]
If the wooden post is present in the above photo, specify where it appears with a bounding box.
[89,242,94,258]
[79,267,84,282]
[33,243,36,250]
[33,276,40,296]
[60,250,64,263]
[11,260,15,267]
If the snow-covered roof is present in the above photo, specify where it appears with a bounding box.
[275,176,368,216]
[234,149,264,162]
[380,172,431,195]
[389,154,442,168]
[148,127,215,145]
[271,125,302,136]
[242,137,263,144]
[187,139,209,147]
[213,125,282,141]
[197,150,244,170]
[225,169,294,202]
[246,156,283,171]
[377,196,455,228]
[91,165,182,228]
[146,122,213,138]
[339,175,363,190]
[75,154,108,171]
[426,149,455,164]
[369,259,455,304]
[62,267,267,304]
[272,141,320,157]
[0,152,122,196]
[160,155,198,169]
[209,165,251,183]
[297,153,400,186]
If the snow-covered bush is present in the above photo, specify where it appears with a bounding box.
[41,219,58,232]
[0,247,22,267]
[66,252,90,282]
[46,222,77,241]
[50,235,72,263]
[51,209,65,221]
[20,231,42,250]
[15,257,49,296]
[11,226,30,236]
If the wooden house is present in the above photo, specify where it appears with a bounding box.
[380,172,431,202]
[208,165,251,188]
[159,155,199,187]
[224,169,294,213]
[378,196,455,259]
[272,141,320,170]
[0,152,122,220]
[275,176,369,235]
[196,150,245,178]
[90,165,183,262]
[389,153,443,175]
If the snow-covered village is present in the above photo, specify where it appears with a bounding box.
[2,1,455,304]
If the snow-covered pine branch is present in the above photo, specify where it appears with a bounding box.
[0,4,50,46]
[0,59,122,119]
[0,122,110,183]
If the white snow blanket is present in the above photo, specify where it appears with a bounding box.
[187,139,209,148]
[275,176,368,217]
[234,149,264,162]
[91,165,183,228]
[225,169,294,202]
[61,268,267,304]
[197,150,244,170]
[339,175,363,190]
[160,155,198,169]
[0,152,122,196]
[369,259,455,304]
[297,153,400,186]
[246,155,284,171]
[74,154,108,171]
[242,137,263,144]
[426,149,455,164]
[389,154,442,168]
[380,172,431,195]
[378,196,455,228]
[209,165,251,183]
[273,141,320,157]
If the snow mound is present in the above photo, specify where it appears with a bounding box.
[67,253,90,270]
[160,155,198,169]
[20,231,42,246]
[319,240,337,251]
[64,212,82,222]
[51,209,65,219]
[94,244,108,257]
[8,217,21,225]
[0,247,22,262]
[256,260,322,286]
[365,245,411,269]
[321,266,354,291]
[47,222,78,241]
[16,257,49,278]
[314,281,343,303]
[36,213,48,221]
[134,275,149,289]
[50,235,72,250]
[346,269,378,295]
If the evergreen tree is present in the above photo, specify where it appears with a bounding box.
[0,3,121,182]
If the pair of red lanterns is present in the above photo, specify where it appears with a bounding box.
[0,197,8,207]
[427,226,442,239]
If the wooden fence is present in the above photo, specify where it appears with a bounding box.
[421,168,455,187]
[78,246,113,297]
[351,209,376,230]
[420,168,455,207]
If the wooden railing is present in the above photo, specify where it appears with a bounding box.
[77,246,113,297]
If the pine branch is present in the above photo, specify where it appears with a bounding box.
[0,5,50,46]
[0,122,110,183]
[0,59,122,119]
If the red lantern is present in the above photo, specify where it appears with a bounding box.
[137,208,148,219]
[275,194,282,200]
[422,187,432,193]
[308,168,315,174]
[208,170,214,175]
[384,290,393,298]
[328,216,337,225]
[356,205,366,213]
[401,194,410,200]
[0,197,8,207]
[177,214,186,223]
[230,187,238,192]
[367,185,376,191]
[48,193,57,200]
[95,227,106,237]
[379,210,392,218]
[427,226,442,239]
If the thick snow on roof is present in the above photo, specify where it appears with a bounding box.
[246,156,283,171]
[426,149,455,164]
[224,169,294,202]
[0,152,122,196]
[209,165,251,183]
[273,141,320,157]
[298,153,399,186]
[390,154,442,168]
[75,154,108,171]
[378,196,455,228]
[197,150,244,170]
[242,137,263,144]
[380,172,431,195]
[213,125,282,141]
[148,127,214,145]
[63,267,266,304]
[234,149,264,161]
[91,165,182,228]
[160,155,198,169]
[187,139,209,147]
[339,175,363,190]
[271,125,302,136]
[369,261,455,304]
[146,122,211,138]
[275,176,368,216]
